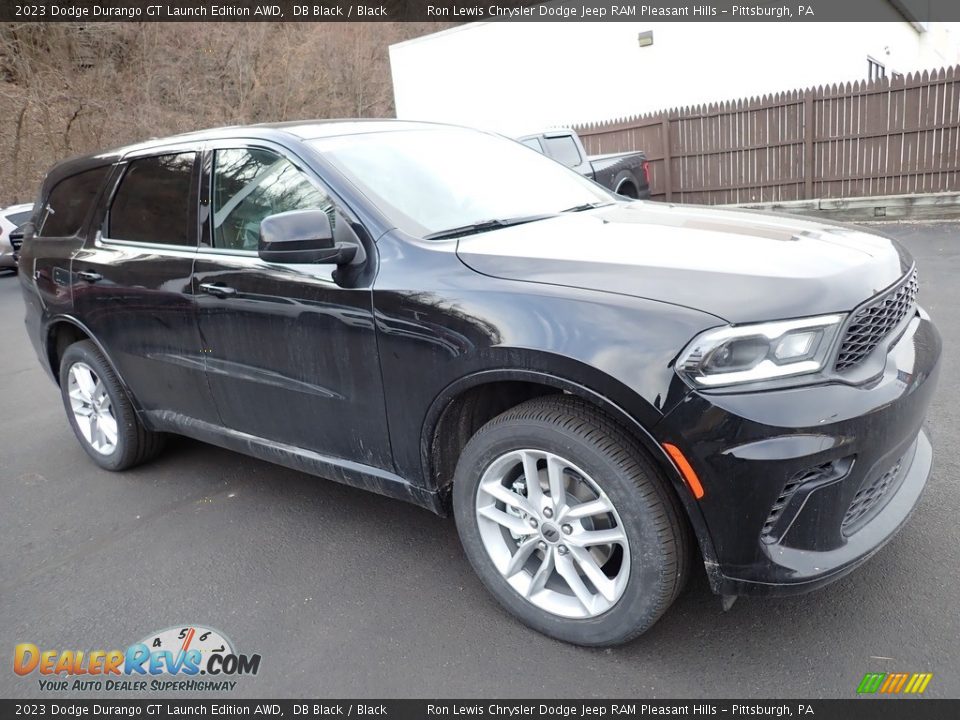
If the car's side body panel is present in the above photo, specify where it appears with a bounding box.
[20,240,85,379]
[191,252,393,469]
[142,409,443,511]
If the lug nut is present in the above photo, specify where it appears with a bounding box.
[557,545,569,556]
[528,518,538,529]
[537,541,547,552]
[543,507,554,518]
[562,524,573,535]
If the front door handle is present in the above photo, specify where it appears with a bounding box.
[77,270,102,283]
[199,283,237,298]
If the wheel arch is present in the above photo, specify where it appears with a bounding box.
[420,368,721,579]
[613,172,639,198]
[43,316,145,415]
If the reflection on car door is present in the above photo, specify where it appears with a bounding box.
[192,142,392,469]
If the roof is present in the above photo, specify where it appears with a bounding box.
[40,119,456,193]
[250,119,450,139]
[515,128,577,140]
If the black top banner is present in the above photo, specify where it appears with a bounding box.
[5,0,960,22]
[1,700,959,720]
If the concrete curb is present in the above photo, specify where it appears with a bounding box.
[727,192,960,222]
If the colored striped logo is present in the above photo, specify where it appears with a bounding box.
[857,672,933,694]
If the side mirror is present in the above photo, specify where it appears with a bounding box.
[258,209,357,265]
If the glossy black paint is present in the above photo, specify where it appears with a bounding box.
[18,120,941,598]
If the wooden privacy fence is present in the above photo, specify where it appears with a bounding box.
[574,66,960,205]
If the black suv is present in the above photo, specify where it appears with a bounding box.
[19,121,940,646]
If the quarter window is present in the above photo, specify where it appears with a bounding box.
[38,166,111,237]
[521,137,544,153]
[109,153,197,245]
[211,148,333,251]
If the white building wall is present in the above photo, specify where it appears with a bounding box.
[390,18,960,133]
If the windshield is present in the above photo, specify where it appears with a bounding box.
[309,127,614,237]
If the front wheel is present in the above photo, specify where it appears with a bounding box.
[453,396,690,646]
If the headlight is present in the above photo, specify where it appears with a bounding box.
[676,314,845,388]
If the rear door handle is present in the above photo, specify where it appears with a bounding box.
[199,283,237,298]
[77,270,102,283]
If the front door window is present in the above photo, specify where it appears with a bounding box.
[211,148,333,251]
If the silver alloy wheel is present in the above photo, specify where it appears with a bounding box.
[67,361,118,455]
[475,449,630,619]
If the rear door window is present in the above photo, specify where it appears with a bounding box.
[37,166,111,237]
[543,135,583,168]
[108,153,197,246]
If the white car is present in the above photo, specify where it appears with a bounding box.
[0,203,33,272]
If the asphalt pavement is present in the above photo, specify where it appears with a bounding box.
[1,221,958,699]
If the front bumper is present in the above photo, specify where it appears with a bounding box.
[659,307,941,596]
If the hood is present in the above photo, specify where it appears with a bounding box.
[455,202,912,323]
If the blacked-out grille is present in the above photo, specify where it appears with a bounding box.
[835,269,918,372]
[842,456,903,535]
[761,461,837,542]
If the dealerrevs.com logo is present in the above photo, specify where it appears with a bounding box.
[14,625,261,692]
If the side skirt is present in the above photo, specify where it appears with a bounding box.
[143,410,445,515]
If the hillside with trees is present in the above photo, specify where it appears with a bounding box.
[0,22,448,202]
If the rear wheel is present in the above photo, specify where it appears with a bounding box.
[613,171,640,199]
[453,396,690,646]
[59,340,165,471]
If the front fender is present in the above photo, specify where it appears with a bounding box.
[374,232,718,475]
[421,365,722,588]
[373,231,722,568]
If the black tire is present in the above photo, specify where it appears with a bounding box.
[59,340,165,471]
[613,171,640,199]
[453,395,690,646]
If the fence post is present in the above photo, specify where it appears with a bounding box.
[661,116,673,202]
[803,89,814,200]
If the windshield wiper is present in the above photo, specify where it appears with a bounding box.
[560,201,615,213]
[424,213,556,240]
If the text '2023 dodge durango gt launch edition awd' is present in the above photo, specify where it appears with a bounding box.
[19,121,940,646]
